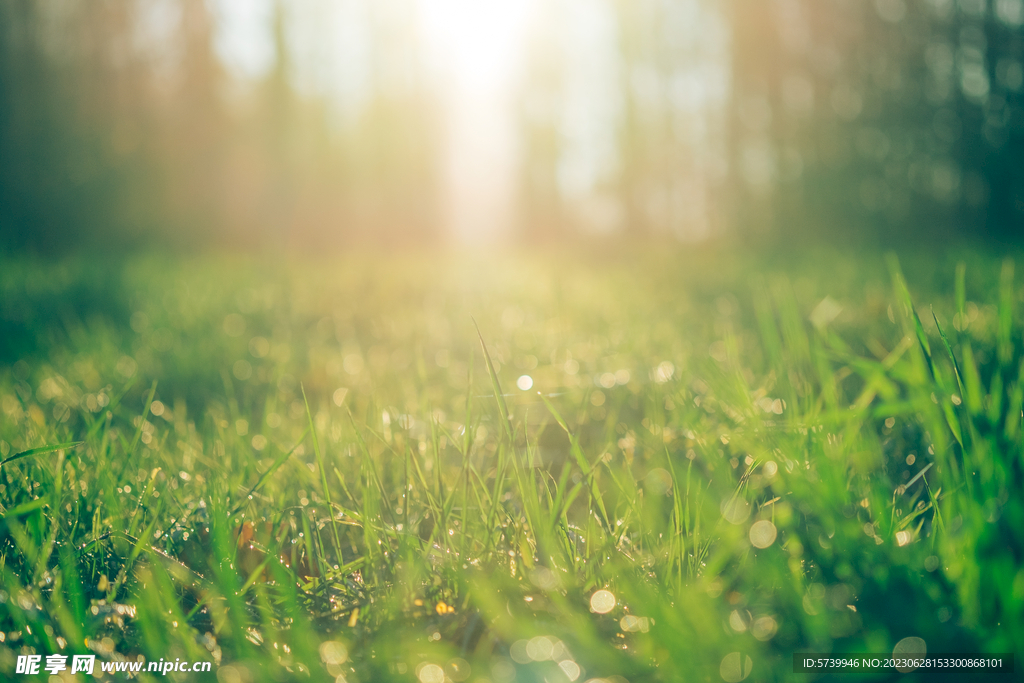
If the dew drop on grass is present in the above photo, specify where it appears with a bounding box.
[751,616,778,641]
[620,615,650,633]
[893,637,926,672]
[728,610,748,632]
[446,658,471,682]
[644,468,672,495]
[749,520,777,548]
[319,641,348,665]
[559,660,581,680]
[249,336,270,358]
[721,498,751,525]
[526,635,553,661]
[720,652,752,682]
[418,664,444,683]
[509,640,530,664]
[590,589,616,614]
[333,388,348,406]
[654,361,674,382]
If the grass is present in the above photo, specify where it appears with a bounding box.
[0,247,1021,682]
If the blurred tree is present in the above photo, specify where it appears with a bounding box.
[0,0,441,254]
[515,0,1022,245]
[725,0,1024,245]
[4,0,1019,252]
[0,1,154,252]
[518,11,568,243]
[517,0,729,242]
[161,0,229,247]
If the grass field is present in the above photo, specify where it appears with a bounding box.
[1,247,1021,682]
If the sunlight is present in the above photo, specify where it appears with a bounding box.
[416,0,535,97]
[416,0,538,244]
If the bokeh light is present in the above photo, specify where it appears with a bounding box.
[719,652,753,683]
[590,590,616,614]
[749,520,778,549]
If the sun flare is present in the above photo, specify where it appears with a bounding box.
[416,0,538,244]
[416,0,535,96]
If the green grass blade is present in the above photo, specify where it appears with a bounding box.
[302,385,343,559]
[1,441,82,468]
[231,427,310,517]
[472,317,513,443]
[127,380,158,457]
